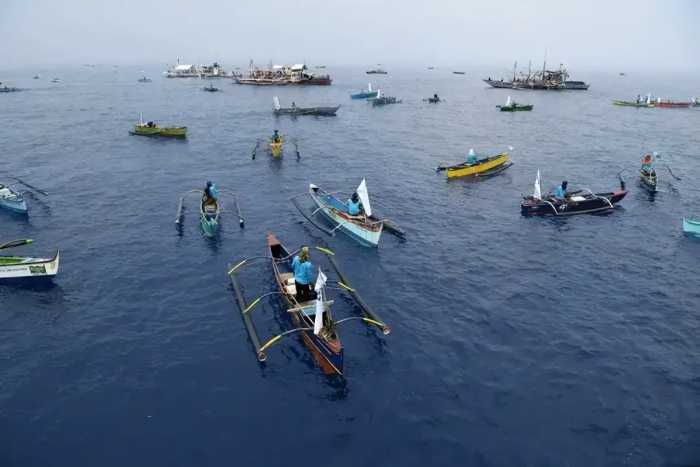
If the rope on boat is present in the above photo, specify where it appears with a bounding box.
[9,177,48,196]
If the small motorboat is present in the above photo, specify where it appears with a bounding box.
[683,218,700,237]
[453,71,466,75]
[371,90,401,106]
[521,171,627,216]
[437,150,512,179]
[0,183,27,214]
[497,96,533,111]
[273,97,339,116]
[50,78,60,83]
[424,94,442,103]
[350,83,378,99]
[138,76,152,83]
[130,114,186,138]
[203,82,220,92]
[0,83,20,93]
[0,239,59,281]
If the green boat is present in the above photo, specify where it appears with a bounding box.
[497,96,532,112]
[613,97,654,108]
[130,115,187,138]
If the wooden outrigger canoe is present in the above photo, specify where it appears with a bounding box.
[227,233,390,375]
[0,239,59,280]
[290,181,405,247]
[175,186,244,236]
[438,152,512,179]
[269,137,284,157]
[639,169,657,193]
[0,177,48,215]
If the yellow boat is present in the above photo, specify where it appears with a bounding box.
[130,121,187,138]
[443,153,511,179]
[269,136,284,157]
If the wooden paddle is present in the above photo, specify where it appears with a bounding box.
[0,239,32,250]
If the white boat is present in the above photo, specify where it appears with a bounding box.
[0,239,59,280]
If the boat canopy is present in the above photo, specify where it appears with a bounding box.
[174,64,194,71]
[291,64,306,71]
[356,179,372,216]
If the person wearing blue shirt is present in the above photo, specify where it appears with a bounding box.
[347,192,361,216]
[466,148,478,165]
[291,247,315,302]
[272,129,281,143]
[554,180,568,200]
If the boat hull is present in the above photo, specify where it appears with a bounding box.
[0,251,59,280]
[351,91,378,99]
[268,233,344,375]
[484,79,513,88]
[309,186,383,247]
[613,100,654,108]
[200,199,220,237]
[446,153,510,179]
[521,191,627,216]
[498,104,533,111]
[274,106,340,116]
[683,218,700,236]
[269,139,284,157]
[131,126,187,138]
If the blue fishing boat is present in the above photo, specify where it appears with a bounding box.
[683,218,700,237]
[0,183,27,214]
[350,83,378,99]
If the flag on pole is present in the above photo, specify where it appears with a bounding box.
[314,268,327,335]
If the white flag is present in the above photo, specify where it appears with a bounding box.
[313,268,327,335]
[356,178,372,216]
[314,297,324,335]
[534,170,542,200]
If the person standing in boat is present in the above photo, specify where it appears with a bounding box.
[347,192,362,216]
[553,180,568,200]
[202,180,218,206]
[292,247,315,302]
[272,129,281,143]
[466,148,478,165]
[641,154,654,174]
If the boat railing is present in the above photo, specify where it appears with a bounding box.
[540,199,559,215]
[580,188,614,209]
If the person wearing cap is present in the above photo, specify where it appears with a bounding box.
[202,180,218,208]
[271,129,281,143]
[292,247,315,302]
[347,192,362,216]
[554,180,568,200]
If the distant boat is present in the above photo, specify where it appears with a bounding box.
[203,82,220,92]
[50,78,60,83]
[138,76,152,83]
[273,97,339,116]
[619,72,626,76]
[366,68,387,75]
[427,66,435,70]
[33,74,40,79]
[351,83,379,99]
[453,71,466,75]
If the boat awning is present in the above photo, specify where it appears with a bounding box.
[174,64,193,71]
[291,64,306,71]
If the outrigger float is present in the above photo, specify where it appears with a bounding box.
[175,183,244,236]
[0,177,48,215]
[291,180,405,247]
[521,170,627,216]
[0,239,59,281]
[227,233,390,375]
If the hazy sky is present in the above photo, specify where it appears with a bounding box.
[2,0,698,71]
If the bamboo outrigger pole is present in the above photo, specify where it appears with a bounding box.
[228,266,266,361]
[315,247,391,335]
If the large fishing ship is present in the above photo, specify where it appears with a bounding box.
[484,61,589,90]
[235,61,331,85]
[164,60,231,78]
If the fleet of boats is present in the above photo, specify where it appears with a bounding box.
[235,61,331,85]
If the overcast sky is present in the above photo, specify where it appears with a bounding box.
[2,0,698,71]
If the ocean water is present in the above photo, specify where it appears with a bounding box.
[1,65,700,466]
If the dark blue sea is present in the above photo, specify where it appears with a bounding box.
[1,65,700,466]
